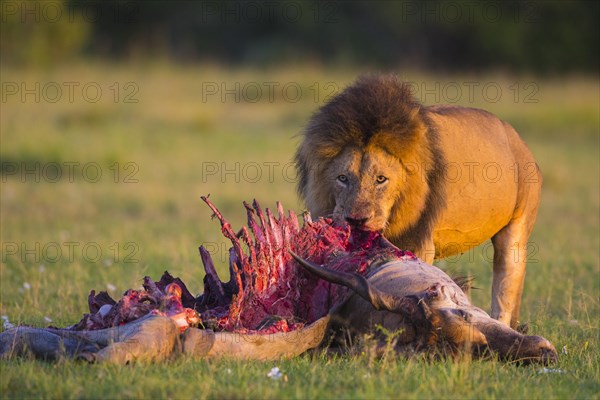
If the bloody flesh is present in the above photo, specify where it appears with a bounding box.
[70,197,411,334]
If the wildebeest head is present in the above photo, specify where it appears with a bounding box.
[290,251,557,364]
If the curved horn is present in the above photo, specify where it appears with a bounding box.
[378,235,400,250]
[289,250,401,312]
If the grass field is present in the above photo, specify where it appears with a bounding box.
[1,63,598,399]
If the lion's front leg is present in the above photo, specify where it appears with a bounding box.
[413,238,436,264]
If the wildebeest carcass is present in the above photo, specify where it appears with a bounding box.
[0,198,556,364]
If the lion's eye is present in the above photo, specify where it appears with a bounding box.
[376,175,388,184]
[337,175,348,184]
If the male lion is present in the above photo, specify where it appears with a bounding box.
[295,74,542,328]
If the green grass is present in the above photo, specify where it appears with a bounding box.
[1,63,599,399]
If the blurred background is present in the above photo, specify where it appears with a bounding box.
[0,1,598,326]
[2,0,598,72]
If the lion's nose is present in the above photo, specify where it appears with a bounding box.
[345,216,369,227]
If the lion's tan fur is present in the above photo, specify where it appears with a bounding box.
[295,74,542,328]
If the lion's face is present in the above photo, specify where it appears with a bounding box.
[328,145,402,232]
[296,74,436,243]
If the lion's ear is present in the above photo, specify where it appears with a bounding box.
[369,124,427,161]
[407,106,422,123]
[405,106,427,137]
[367,104,427,160]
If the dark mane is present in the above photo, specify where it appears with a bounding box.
[390,111,446,252]
[299,74,422,158]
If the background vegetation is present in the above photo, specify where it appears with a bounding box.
[1,0,598,73]
[1,1,598,399]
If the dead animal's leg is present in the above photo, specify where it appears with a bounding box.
[87,315,180,364]
[0,328,99,360]
[192,316,330,361]
[0,315,182,363]
[181,328,215,358]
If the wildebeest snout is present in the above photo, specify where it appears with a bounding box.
[521,335,558,365]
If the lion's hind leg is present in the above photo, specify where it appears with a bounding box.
[491,161,542,328]
[490,223,529,327]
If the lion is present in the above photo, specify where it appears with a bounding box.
[295,74,542,328]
